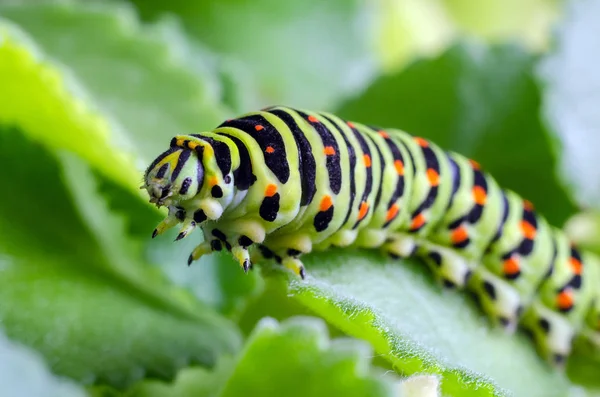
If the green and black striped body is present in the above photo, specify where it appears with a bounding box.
[143,106,600,365]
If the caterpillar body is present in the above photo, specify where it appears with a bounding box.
[143,106,600,365]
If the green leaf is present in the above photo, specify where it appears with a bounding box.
[126,0,378,110]
[373,0,559,73]
[338,41,577,226]
[538,0,600,210]
[0,1,264,317]
[374,0,559,72]
[218,317,397,397]
[118,318,442,397]
[0,330,87,397]
[282,250,573,396]
[0,17,139,197]
[122,361,233,397]
[372,0,455,72]
[236,270,316,336]
[567,334,600,392]
[0,128,241,388]
[442,0,560,49]
[0,1,230,192]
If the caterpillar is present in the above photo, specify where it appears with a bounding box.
[143,106,600,366]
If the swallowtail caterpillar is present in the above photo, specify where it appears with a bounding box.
[143,106,600,366]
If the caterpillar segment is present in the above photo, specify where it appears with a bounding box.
[143,105,600,365]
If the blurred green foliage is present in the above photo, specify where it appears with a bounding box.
[1,0,600,396]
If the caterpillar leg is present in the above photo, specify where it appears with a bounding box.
[382,232,418,259]
[196,219,268,270]
[468,269,523,333]
[211,227,259,272]
[417,243,474,289]
[175,218,199,241]
[281,256,306,279]
[216,219,267,246]
[355,229,388,249]
[262,233,313,256]
[520,301,575,366]
[253,243,307,279]
[187,237,233,265]
[186,218,266,273]
[155,201,224,242]
[187,241,212,265]
[152,206,183,238]
[192,198,224,221]
[322,229,359,249]
[231,245,252,273]
[262,233,311,278]
[262,234,311,279]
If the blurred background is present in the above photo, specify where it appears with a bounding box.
[1,0,600,396]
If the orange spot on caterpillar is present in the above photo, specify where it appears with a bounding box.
[188,142,199,150]
[523,199,534,211]
[386,204,399,222]
[265,184,278,197]
[557,289,574,311]
[320,195,333,212]
[394,160,404,175]
[410,213,426,230]
[209,176,218,186]
[570,257,583,275]
[451,226,469,244]
[266,146,275,154]
[473,186,487,205]
[324,146,336,156]
[347,121,355,129]
[426,168,440,186]
[307,115,319,123]
[503,257,520,276]
[357,202,369,220]
[363,154,372,168]
[255,125,264,131]
[176,138,185,147]
[520,220,537,240]
[469,159,481,170]
[378,130,389,139]
[414,137,429,147]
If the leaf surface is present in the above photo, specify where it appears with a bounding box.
[0,331,87,397]
[0,1,229,194]
[127,0,378,110]
[219,317,397,397]
[0,128,241,388]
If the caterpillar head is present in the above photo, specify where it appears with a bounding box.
[143,147,203,207]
